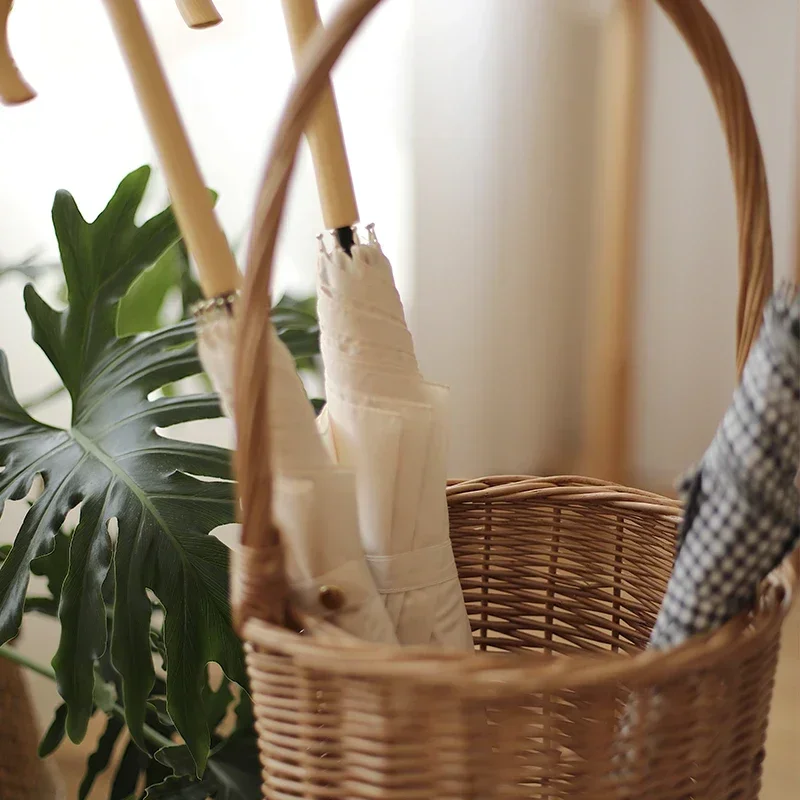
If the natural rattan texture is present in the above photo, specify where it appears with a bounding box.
[0,655,59,799]
[245,479,792,799]
[232,1,796,798]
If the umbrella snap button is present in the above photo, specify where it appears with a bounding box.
[319,585,345,611]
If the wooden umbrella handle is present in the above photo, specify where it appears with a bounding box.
[175,0,222,30]
[101,0,239,299]
[0,0,34,105]
[280,0,359,231]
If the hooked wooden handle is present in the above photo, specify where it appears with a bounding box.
[101,0,239,299]
[0,0,34,105]
[280,0,359,231]
[233,0,773,625]
[175,0,222,29]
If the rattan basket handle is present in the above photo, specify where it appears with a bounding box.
[233,0,773,625]
[102,0,239,299]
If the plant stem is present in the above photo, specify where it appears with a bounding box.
[112,703,174,750]
[0,643,55,680]
[0,646,175,751]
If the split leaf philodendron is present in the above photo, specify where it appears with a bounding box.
[0,166,322,796]
[0,165,240,771]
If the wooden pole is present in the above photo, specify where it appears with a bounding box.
[578,0,646,482]
[280,0,359,231]
[101,0,239,298]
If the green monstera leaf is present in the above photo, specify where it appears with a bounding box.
[271,293,320,361]
[0,166,242,773]
[148,731,261,799]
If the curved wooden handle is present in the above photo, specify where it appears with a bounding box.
[0,0,34,106]
[281,0,359,231]
[233,0,774,625]
[101,0,239,299]
[175,0,222,29]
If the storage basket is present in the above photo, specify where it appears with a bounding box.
[233,1,798,797]
[0,654,60,799]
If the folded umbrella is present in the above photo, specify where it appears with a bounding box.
[316,233,473,648]
[102,0,396,642]
[649,286,800,649]
[282,0,472,651]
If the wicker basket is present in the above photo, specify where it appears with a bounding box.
[0,654,60,799]
[233,1,797,798]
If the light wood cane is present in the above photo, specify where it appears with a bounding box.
[0,0,34,105]
[280,0,360,232]
[101,0,239,299]
[175,0,222,29]
[579,0,646,482]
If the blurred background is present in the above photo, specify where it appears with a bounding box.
[0,0,797,795]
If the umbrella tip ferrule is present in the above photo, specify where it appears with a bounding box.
[318,225,381,257]
[335,226,355,256]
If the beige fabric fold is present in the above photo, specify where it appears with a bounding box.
[316,231,473,650]
[196,307,396,644]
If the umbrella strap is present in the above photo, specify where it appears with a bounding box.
[366,542,459,595]
[288,543,460,619]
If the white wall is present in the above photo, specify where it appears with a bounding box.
[633,0,798,486]
[409,0,603,476]
[409,0,798,482]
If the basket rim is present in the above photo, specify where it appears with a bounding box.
[244,587,789,698]
[445,474,683,516]
[243,478,795,699]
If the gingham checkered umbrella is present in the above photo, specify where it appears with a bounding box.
[649,288,800,650]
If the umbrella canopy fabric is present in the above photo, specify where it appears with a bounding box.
[195,302,397,643]
[316,228,473,650]
[649,288,800,650]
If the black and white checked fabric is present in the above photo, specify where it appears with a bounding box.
[649,289,800,650]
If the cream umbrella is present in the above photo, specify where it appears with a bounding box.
[282,0,473,649]
[99,0,396,642]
